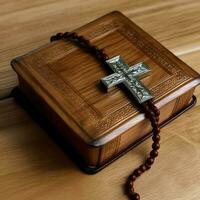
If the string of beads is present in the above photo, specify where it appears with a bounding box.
[51,32,161,200]
[127,100,160,200]
[51,32,109,61]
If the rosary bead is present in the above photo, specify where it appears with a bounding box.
[56,32,63,38]
[150,120,158,127]
[130,175,137,182]
[149,110,155,116]
[146,157,154,165]
[151,117,157,123]
[78,36,85,43]
[145,110,152,117]
[128,187,134,195]
[152,142,160,150]
[129,180,134,188]
[151,108,160,117]
[155,116,160,122]
[152,125,159,133]
[51,33,64,41]
[131,193,140,200]
[150,150,158,158]
[71,32,78,38]
[128,183,135,193]
[145,163,151,170]
[148,101,160,116]
[133,169,142,177]
[63,32,70,38]
[153,108,160,117]
[67,32,73,37]
[152,134,160,142]
[139,164,147,172]
[50,36,56,42]
[153,127,160,133]
[144,106,153,114]
[102,53,109,60]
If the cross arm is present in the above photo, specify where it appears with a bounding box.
[101,73,125,90]
[127,62,151,78]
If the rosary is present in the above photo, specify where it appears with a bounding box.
[50,32,161,200]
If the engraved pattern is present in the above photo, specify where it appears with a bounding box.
[125,78,152,102]
[101,73,125,88]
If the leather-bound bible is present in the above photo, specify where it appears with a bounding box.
[11,11,200,173]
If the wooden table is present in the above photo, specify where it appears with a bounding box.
[0,1,200,199]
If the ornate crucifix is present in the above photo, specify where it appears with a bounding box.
[101,56,153,104]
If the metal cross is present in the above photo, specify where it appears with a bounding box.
[101,56,153,104]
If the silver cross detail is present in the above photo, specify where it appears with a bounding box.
[101,56,153,104]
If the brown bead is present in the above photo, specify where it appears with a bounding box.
[78,36,85,42]
[148,101,160,116]
[154,108,160,116]
[152,142,160,150]
[130,192,140,200]
[146,157,154,165]
[152,134,160,142]
[130,175,137,182]
[139,164,147,172]
[150,150,158,158]
[63,32,70,38]
[145,163,151,170]
[71,32,77,38]
[128,186,134,194]
[151,107,160,116]
[50,33,62,42]
[56,32,63,38]
[153,126,160,133]
[151,118,157,124]
[129,180,134,188]
[150,110,155,116]
[67,32,73,37]
[155,116,160,122]
[102,53,109,60]
[133,169,142,177]
[151,121,158,129]
[50,36,56,42]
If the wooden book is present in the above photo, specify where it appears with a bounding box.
[11,11,200,173]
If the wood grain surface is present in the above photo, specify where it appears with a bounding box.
[0,0,200,200]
